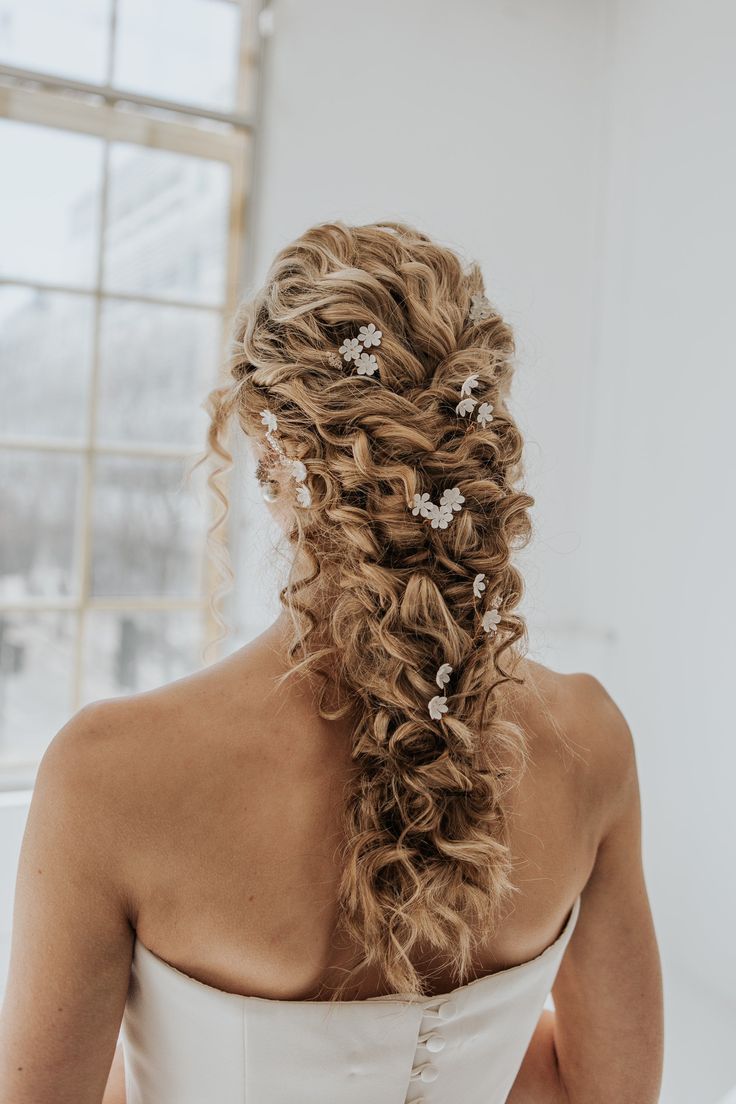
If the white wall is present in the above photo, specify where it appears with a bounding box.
[581,1,736,1098]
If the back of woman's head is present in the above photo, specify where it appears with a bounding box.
[203,219,534,999]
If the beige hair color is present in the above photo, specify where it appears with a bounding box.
[199,220,534,999]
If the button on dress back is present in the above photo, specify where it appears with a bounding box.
[122,895,580,1104]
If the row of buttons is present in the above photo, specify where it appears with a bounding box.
[406,997,457,1102]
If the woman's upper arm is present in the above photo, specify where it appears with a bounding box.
[0,702,135,1104]
[552,676,664,1104]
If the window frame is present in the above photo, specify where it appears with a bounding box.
[0,0,264,786]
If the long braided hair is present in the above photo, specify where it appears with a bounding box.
[199,220,534,999]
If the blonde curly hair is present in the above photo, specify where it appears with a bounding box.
[199,220,535,1000]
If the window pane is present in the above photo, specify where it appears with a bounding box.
[91,455,205,598]
[103,143,230,306]
[113,0,242,112]
[97,299,220,447]
[0,451,83,600]
[82,607,206,699]
[0,121,103,288]
[0,0,112,85]
[0,611,77,764]
[0,287,94,440]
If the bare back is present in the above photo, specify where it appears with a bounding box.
[0,612,663,1104]
[107,616,617,1001]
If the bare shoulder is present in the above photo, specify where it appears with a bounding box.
[34,621,302,843]
[42,622,287,776]
[560,667,638,832]
[504,658,638,834]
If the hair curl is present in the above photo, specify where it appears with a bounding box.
[197,220,535,1000]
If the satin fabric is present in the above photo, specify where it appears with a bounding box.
[122,894,581,1104]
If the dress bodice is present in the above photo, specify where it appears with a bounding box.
[121,894,580,1104]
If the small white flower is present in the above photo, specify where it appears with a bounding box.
[460,373,480,398]
[411,492,432,517]
[439,486,465,512]
[469,293,493,322]
[476,401,494,427]
[482,608,502,634]
[356,352,378,376]
[436,662,453,689]
[429,502,453,529]
[290,459,307,482]
[424,502,440,526]
[455,396,477,417]
[473,573,486,599]
[339,337,362,362]
[327,351,342,369]
[492,593,502,609]
[260,409,278,433]
[295,482,312,507]
[428,694,448,721]
[358,323,382,348]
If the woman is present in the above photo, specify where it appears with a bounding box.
[0,221,663,1103]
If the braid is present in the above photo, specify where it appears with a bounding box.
[199,220,534,999]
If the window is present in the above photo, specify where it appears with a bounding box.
[0,0,261,785]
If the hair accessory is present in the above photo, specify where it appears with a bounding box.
[260,480,280,503]
[469,293,494,322]
[428,694,448,720]
[358,323,382,347]
[409,486,465,530]
[436,662,452,688]
[473,573,486,599]
[482,594,503,635]
[258,407,312,507]
[336,322,382,376]
[326,351,342,369]
[339,337,362,362]
[260,409,278,434]
[455,373,494,428]
[356,352,378,376]
[460,373,479,397]
[428,662,453,720]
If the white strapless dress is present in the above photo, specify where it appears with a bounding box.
[121,894,580,1104]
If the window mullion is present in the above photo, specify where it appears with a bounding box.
[71,137,111,711]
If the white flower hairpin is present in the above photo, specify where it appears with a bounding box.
[469,293,494,322]
[455,372,494,429]
[428,662,453,720]
[259,408,313,507]
[410,486,465,530]
[482,594,503,635]
[335,322,383,377]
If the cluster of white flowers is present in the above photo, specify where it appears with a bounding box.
[337,322,382,377]
[409,486,465,530]
[259,408,312,507]
[455,372,494,428]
